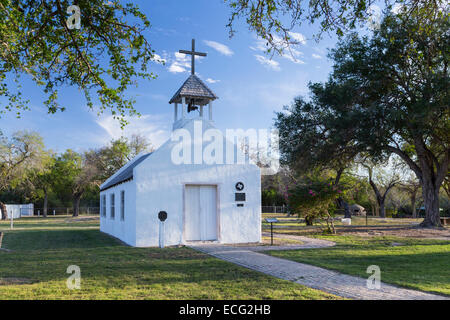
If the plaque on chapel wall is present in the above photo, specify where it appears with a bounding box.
[235,193,246,201]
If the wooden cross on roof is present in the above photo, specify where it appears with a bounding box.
[179,39,206,75]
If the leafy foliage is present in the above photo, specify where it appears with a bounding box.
[86,134,153,181]
[287,176,342,232]
[0,0,157,126]
[275,7,449,226]
[224,0,445,54]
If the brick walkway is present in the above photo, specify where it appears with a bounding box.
[189,238,448,300]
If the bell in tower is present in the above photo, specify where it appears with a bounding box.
[187,98,199,113]
[169,39,218,129]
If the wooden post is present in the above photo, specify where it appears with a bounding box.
[174,103,178,121]
[200,105,203,117]
[270,222,273,245]
[182,97,186,119]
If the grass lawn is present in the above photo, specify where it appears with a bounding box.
[0,216,339,300]
[267,235,450,296]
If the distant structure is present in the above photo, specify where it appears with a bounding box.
[349,204,366,216]
[99,39,261,247]
[4,203,34,219]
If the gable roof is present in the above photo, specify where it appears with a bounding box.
[100,153,152,192]
[169,74,218,105]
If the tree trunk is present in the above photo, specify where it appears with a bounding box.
[411,193,417,218]
[336,197,351,218]
[0,201,7,220]
[388,141,448,228]
[73,194,82,217]
[305,215,314,226]
[367,171,395,219]
[43,188,48,218]
[420,177,441,227]
[379,198,386,218]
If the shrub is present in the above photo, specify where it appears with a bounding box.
[286,177,342,233]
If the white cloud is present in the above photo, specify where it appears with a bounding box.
[249,38,267,52]
[203,40,234,56]
[391,3,404,14]
[205,78,220,84]
[288,32,307,45]
[367,4,382,30]
[168,63,187,73]
[151,53,166,64]
[282,47,305,64]
[168,52,190,73]
[167,51,203,74]
[96,114,170,149]
[254,55,280,71]
[251,37,305,65]
[312,53,322,59]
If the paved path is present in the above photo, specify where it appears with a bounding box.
[189,238,448,300]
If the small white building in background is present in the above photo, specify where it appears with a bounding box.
[5,204,34,219]
[99,40,261,247]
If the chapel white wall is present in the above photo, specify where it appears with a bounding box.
[100,180,136,246]
[133,119,261,247]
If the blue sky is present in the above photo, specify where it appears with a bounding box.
[0,0,362,153]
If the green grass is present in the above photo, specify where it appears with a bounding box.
[0,216,339,300]
[266,235,450,296]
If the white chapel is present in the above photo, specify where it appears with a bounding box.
[99,39,261,247]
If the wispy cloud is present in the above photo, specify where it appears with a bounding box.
[221,73,309,112]
[203,40,234,56]
[282,47,305,64]
[96,114,171,148]
[254,55,280,71]
[205,78,220,84]
[288,32,307,45]
[251,37,305,65]
[312,53,322,59]
[249,38,268,52]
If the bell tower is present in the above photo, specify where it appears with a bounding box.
[169,39,218,130]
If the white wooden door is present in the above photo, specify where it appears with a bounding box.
[185,185,217,241]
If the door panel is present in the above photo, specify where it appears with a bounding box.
[200,185,217,240]
[185,185,217,241]
[185,185,200,241]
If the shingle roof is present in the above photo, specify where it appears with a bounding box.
[169,74,218,105]
[100,153,152,191]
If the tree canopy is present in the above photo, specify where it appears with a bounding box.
[0,0,157,126]
[224,0,447,54]
[275,8,449,226]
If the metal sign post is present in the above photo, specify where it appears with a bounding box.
[159,221,165,248]
[158,211,168,248]
[265,218,278,246]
